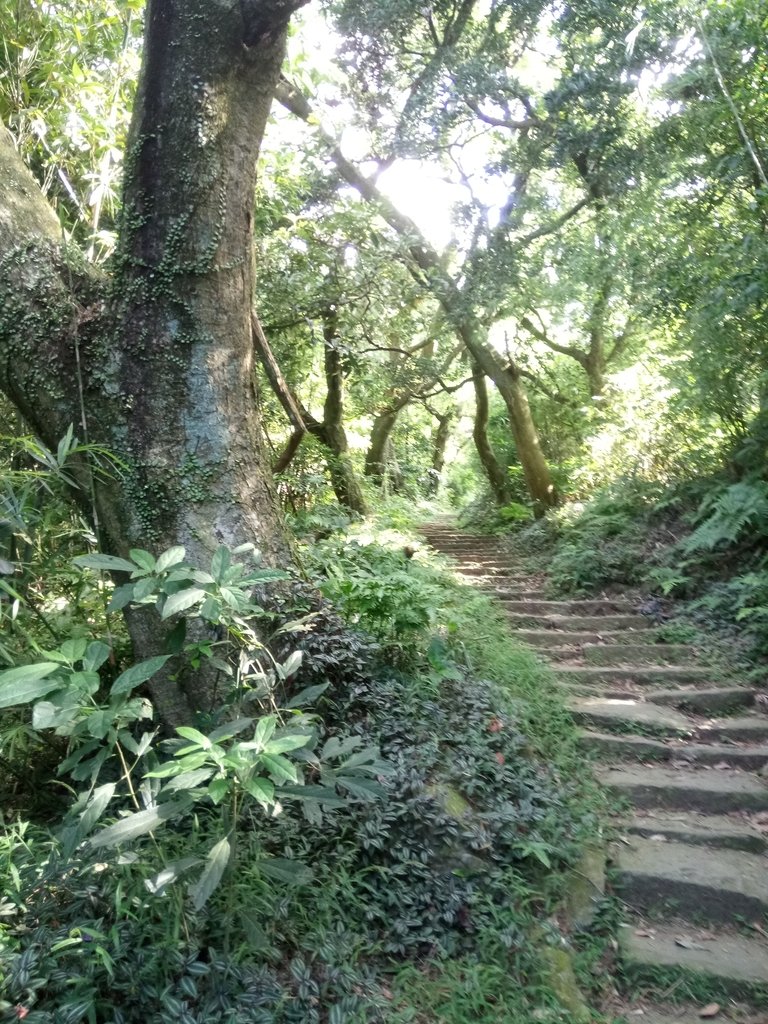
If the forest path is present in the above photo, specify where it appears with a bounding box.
[420,517,768,1024]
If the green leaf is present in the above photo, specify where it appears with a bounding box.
[189,836,231,911]
[257,857,313,885]
[253,714,277,750]
[145,856,201,896]
[279,650,303,679]
[163,768,214,792]
[162,588,207,619]
[129,549,156,571]
[110,655,170,696]
[243,776,274,807]
[336,776,385,801]
[264,733,311,755]
[208,717,253,743]
[286,682,329,708]
[84,641,111,672]
[89,798,190,848]
[108,583,135,611]
[211,545,231,581]
[176,725,212,749]
[322,735,363,760]
[155,546,186,572]
[279,784,347,807]
[77,782,117,838]
[207,777,230,804]
[74,554,137,573]
[0,663,62,708]
[60,637,88,664]
[260,752,298,783]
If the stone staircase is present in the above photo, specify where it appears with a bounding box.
[421,519,768,1022]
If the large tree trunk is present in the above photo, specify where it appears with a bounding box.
[471,365,512,506]
[0,0,307,726]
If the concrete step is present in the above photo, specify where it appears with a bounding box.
[557,665,713,686]
[457,566,526,578]
[615,837,768,923]
[695,717,768,743]
[507,612,649,631]
[568,697,693,736]
[517,629,654,648]
[499,599,637,616]
[579,730,768,771]
[649,686,755,715]
[627,810,767,854]
[582,643,699,666]
[619,922,768,997]
[597,764,768,813]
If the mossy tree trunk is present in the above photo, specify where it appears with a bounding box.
[429,406,455,494]
[308,310,368,514]
[0,0,307,726]
[471,365,512,506]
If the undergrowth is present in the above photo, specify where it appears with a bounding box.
[0,445,604,1023]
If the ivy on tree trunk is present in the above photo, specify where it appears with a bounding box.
[0,0,308,726]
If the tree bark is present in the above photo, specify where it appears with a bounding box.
[365,409,400,485]
[428,407,455,495]
[471,364,512,506]
[312,313,368,514]
[0,0,308,726]
[464,329,556,513]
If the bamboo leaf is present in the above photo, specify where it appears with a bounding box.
[189,837,231,910]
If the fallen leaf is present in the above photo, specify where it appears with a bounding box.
[713,761,731,770]
[674,935,704,950]
[698,1003,720,1019]
[634,929,655,938]
[649,833,668,842]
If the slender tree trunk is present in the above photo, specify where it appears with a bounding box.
[0,0,308,726]
[464,329,557,513]
[472,364,512,506]
[428,408,455,494]
[310,311,368,514]
[365,408,401,484]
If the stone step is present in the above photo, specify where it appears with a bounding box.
[615,837,768,923]
[507,612,649,631]
[649,686,755,715]
[619,922,768,998]
[517,629,651,648]
[695,717,768,743]
[579,729,768,772]
[499,599,637,616]
[430,544,507,552]
[569,697,693,735]
[597,764,768,813]
[457,566,525,578]
[578,686,759,717]
[557,665,712,685]
[627,810,767,854]
[483,590,550,602]
[582,643,699,666]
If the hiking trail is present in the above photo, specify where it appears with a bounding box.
[421,517,768,1024]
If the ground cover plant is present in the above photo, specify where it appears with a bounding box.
[0,436,604,1023]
